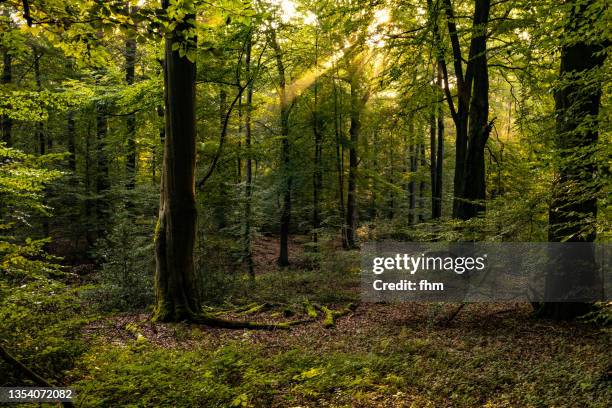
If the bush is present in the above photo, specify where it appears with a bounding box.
[89,206,155,312]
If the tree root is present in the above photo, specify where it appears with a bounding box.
[191,313,312,330]
[314,303,357,328]
[204,302,276,317]
[0,343,74,407]
[303,300,318,318]
[438,303,466,325]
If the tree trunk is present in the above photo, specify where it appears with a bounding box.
[34,47,45,155]
[537,0,605,320]
[435,0,490,220]
[433,62,444,218]
[125,33,137,190]
[419,141,426,222]
[408,121,416,225]
[345,73,361,249]
[332,68,347,249]
[153,0,199,322]
[312,34,323,246]
[67,110,76,171]
[429,89,437,218]
[269,27,291,266]
[457,0,491,220]
[243,30,254,277]
[1,8,12,147]
[95,99,109,238]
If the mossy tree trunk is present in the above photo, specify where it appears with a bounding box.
[153,0,199,322]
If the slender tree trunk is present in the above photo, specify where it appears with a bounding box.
[433,62,444,218]
[429,92,437,218]
[332,68,347,249]
[1,9,13,147]
[345,73,361,249]
[67,110,76,171]
[125,32,137,190]
[408,121,416,225]
[243,30,254,277]
[269,27,291,266]
[33,47,50,238]
[84,115,94,247]
[537,0,605,320]
[153,0,199,322]
[419,141,426,222]
[312,34,323,246]
[215,88,228,229]
[34,47,45,155]
[95,99,109,238]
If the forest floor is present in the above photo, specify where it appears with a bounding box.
[20,237,612,407]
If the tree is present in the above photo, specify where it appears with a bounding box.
[267,24,292,266]
[433,0,492,220]
[153,0,199,322]
[536,0,607,320]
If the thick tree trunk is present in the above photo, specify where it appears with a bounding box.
[153,1,199,322]
[537,0,605,321]
[125,34,137,190]
[243,30,254,277]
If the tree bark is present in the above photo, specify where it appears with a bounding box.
[434,0,491,220]
[419,141,426,222]
[537,0,605,320]
[153,0,199,322]
[332,65,347,249]
[67,110,76,171]
[345,71,362,249]
[125,32,137,190]
[1,8,13,147]
[243,29,254,277]
[268,27,292,266]
[312,34,323,246]
[95,100,109,238]
[408,120,416,225]
[433,62,444,218]
[458,0,492,220]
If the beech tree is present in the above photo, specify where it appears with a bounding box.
[153,0,199,321]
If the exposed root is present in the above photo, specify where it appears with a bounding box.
[314,303,357,328]
[303,300,318,318]
[438,303,466,325]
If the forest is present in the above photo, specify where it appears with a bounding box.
[0,0,610,406]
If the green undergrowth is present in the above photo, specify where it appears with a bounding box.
[207,247,361,308]
[69,326,611,407]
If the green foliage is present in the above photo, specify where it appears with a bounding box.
[88,205,155,312]
[0,144,91,385]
